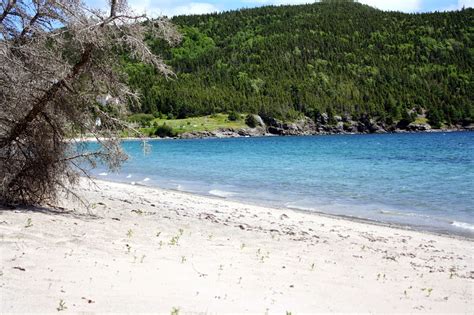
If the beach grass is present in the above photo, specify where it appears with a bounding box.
[147,113,248,135]
[413,117,429,125]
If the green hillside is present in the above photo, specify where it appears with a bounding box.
[124,0,473,128]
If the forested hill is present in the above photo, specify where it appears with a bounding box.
[124,1,473,128]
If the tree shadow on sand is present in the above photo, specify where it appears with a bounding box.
[0,203,101,221]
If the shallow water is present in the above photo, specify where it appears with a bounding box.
[83,132,474,236]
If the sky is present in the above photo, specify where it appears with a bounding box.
[86,0,474,17]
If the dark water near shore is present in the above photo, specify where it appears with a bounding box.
[84,132,474,237]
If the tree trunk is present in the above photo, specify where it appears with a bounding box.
[1,44,93,147]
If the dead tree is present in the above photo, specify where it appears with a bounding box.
[0,0,180,204]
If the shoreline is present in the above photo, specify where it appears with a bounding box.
[1,178,473,313]
[103,177,474,240]
[69,128,473,142]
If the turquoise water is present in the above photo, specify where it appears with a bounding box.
[84,132,474,236]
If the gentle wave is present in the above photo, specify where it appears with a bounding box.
[286,204,317,212]
[209,189,237,198]
[451,221,474,231]
[379,210,431,218]
[126,174,132,178]
[143,177,151,182]
[98,172,108,176]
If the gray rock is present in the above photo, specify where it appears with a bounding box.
[342,113,352,122]
[462,123,474,131]
[357,122,368,133]
[368,120,386,133]
[407,123,432,131]
[268,125,283,135]
[320,113,329,124]
[179,131,214,139]
[342,120,358,132]
[238,127,267,137]
[213,128,241,138]
[266,117,316,136]
[251,114,265,127]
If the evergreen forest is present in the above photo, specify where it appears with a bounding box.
[124,0,473,128]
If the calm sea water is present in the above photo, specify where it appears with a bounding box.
[84,132,474,236]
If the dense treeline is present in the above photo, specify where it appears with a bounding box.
[124,0,473,127]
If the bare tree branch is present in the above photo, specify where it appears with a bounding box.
[0,0,181,205]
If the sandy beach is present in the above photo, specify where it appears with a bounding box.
[1,178,472,313]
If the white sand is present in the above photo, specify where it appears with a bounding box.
[1,179,473,313]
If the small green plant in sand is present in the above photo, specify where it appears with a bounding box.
[421,288,433,297]
[311,263,315,271]
[126,229,133,238]
[169,230,184,246]
[169,235,180,246]
[156,231,161,237]
[449,266,456,279]
[56,299,67,311]
[181,256,186,263]
[170,307,180,315]
[240,243,246,250]
[25,218,33,228]
[256,249,270,263]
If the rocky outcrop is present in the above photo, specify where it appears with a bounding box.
[179,131,215,139]
[266,117,316,136]
[238,126,267,137]
[250,114,265,128]
[179,127,268,139]
[461,123,474,131]
[406,122,432,131]
[174,113,470,139]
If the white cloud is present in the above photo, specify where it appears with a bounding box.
[356,0,422,12]
[440,0,474,11]
[459,0,474,7]
[98,0,219,17]
[243,0,422,12]
[170,2,219,16]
